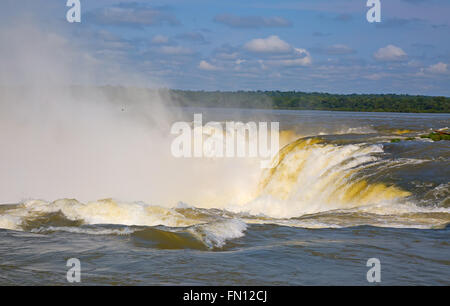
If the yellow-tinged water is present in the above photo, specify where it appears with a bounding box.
[1,109,449,285]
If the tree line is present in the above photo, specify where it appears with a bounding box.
[170,90,450,113]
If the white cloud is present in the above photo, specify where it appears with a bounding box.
[244,35,291,53]
[216,52,239,60]
[364,73,391,80]
[278,58,311,67]
[261,48,312,67]
[199,60,219,71]
[324,44,355,55]
[425,62,448,74]
[242,36,311,66]
[159,46,193,55]
[407,60,422,68]
[152,35,169,44]
[277,48,312,66]
[416,62,449,77]
[374,45,407,61]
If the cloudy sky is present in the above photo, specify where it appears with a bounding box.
[2,0,450,95]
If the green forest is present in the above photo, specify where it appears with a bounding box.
[170,90,450,113]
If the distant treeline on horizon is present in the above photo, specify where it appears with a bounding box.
[170,90,450,113]
[4,86,447,113]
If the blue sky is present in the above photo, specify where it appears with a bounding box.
[2,0,450,95]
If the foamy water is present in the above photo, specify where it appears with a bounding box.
[1,109,449,285]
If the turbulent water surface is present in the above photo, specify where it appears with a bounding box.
[1,109,449,285]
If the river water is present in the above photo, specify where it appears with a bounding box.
[0,109,449,285]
